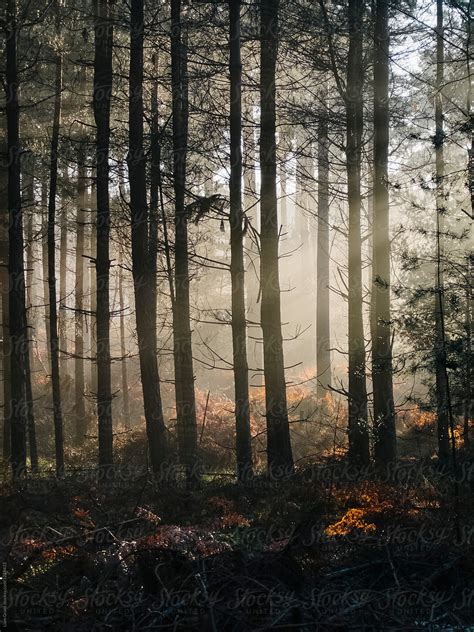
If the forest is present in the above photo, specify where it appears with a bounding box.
[0,0,472,628]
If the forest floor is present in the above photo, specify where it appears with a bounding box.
[2,456,474,631]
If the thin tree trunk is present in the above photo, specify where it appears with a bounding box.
[59,188,68,374]
[89,175,97,397]
[243,104,262,375]
[316,90,332,396]
[150,53,159,338]
[465,1,473,445]
[346,0,369,465]
[464,254,472,446]
[229,0,253,481]
[128,0,168,472]
[260,0,294,477]
[118,244,129,425]
[47,0,65,476]
[93,0,113,468]
[1,105,11,461]
[41,181,51,373]
[24,153,34,317]
[171,0,199,485]
[434,0,450,462]
[372,0,396,466]
[23,152,38,471]
[6,0,27,477]
[74,140,87,444]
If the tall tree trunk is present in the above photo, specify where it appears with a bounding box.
[229,0,253,481]
[260,0,294,477]
[171,0,199,485]
[464,253,472,446]
[316,90,332,396]
[89,175,97,398]
[23,152,38,471]
[47,0,65,476]
[465,0,473,445]
[24,153,35,317]
[128,0,168,472]
[41,180,51,373]
[59,189,68,374]
[434,0,450,462]
[93,0,113,467]
[372,0,396,466]
[6,0,27,478]
[118,244,129,425]
[243,104,262,376]
[1,107,12,461]
[346,0,369,465]
[74,140,87,444]
[149,53,159,338]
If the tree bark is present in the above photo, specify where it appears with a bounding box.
[171,0,199,485]
[59,184,68,375]
[23,152,38,472]
[316,91,332,396]
[243,104,262,376]
[149,53,159,339]
[260,0,294,477]
[372,0,396,466]
[93,0,113,467]
[1,103,11,461]
[229,0,253,481]
[47,0,65,476]
[128,0,168,472]
[464,254,472,446]
[118,244,129,425]
[41,180,51,373]
[434,0,450,462]
[89,174,97,398]
[74,137,87,444]
[6,0,27,477]
[346,0,369,465]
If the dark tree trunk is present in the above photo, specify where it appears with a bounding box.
[74,140,87,444]
[259,0,294,477]
[372,0,396,466]
[24,153,34,317]
[128,0,168,472]
[149,53,159,336]
[59,190,68,375]
[118,244,130,425]
[23,153,38,472]
[316,91,332,396]
[47,0,65,476]
[41,180,51,373]
[6,0,30,478]
[464,254,472,446]
[434,0,450,463]
[1,106,11,461]
[89,175,97,398]
[93,0,113,467]
[171,0,199,485]
[6,0,27,477]
[243,105,262,376]
[229,0,253,481]
[346,0,369,465]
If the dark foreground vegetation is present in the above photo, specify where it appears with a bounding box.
[3,429,474,630]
